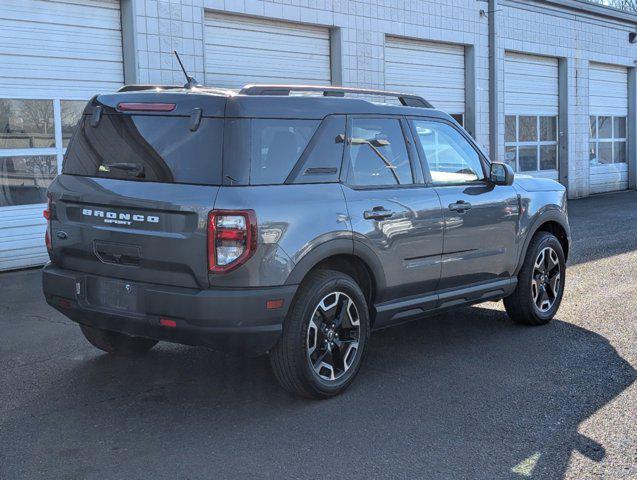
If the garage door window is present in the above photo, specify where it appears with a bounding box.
[0,98,86,207]
[505,115,558,172]
[589,116,627,165]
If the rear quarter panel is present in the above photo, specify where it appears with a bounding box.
[210,184,352,287]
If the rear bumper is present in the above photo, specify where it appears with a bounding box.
[42,264,297,355]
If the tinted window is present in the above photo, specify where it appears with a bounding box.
[346,118,413,186]
[250,119,319,185]
[63,114,223,185]
[292,115,345,184]
[413,120,484,184]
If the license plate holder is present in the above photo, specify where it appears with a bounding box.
[88,278,139,312]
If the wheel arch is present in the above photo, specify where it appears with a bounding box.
[516,212,570,275]
[285,239,385,323]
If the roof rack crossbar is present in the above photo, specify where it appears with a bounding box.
[238,85,433,108]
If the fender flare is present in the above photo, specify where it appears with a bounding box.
[515,208,570,275]
[284,238,387,296]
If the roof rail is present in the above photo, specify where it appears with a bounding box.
[238,84,433,108]
[118,84,183,92]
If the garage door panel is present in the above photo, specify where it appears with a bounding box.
[589,63,629,194]
[204,13,331,89]
[384,37,465,115]
[0,0,123,271]
[504,52,560,177]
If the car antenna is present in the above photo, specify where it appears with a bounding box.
[174,50,200,89]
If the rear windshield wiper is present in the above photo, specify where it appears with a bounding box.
[99,163,145,179]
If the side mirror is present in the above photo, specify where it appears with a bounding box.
[489,162,514,186]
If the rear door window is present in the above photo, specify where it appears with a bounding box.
[63,114,224,185]
[346,117,414,187]
[250,119,319,185]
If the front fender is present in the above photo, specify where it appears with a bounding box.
[515,206,570,275]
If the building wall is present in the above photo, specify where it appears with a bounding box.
[495,0,637,197]
[124,0,492,153]
[122,0,637,198]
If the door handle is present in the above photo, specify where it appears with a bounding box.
[364,206,394,220]
[448,201,472,213]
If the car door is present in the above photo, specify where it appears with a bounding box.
[341,115,444,304]
[409,118,519,291]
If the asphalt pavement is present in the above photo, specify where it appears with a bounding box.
[1,191,636,479]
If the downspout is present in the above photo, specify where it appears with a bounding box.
[488,0,499,161]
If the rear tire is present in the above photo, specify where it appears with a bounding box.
[80,324,158,355]
[504,232,566,325]
[270,269,370,399]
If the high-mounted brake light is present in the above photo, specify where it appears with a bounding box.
[208,210,257,273]
[116,102,176,112]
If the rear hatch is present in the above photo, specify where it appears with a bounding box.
[48,91,226,289]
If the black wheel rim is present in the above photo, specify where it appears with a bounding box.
[306,292,361,381]
[532,246,561,313]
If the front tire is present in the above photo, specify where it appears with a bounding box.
[80,324,158,355]
[270,270,370,399]
[504,232,566,325]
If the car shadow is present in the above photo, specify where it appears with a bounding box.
[2,305,634,479]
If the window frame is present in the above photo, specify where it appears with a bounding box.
[504,114,559,173]
[589,115,627,165]
[340,114,424,190]
[407,116,490,187]
[0,95,87,209]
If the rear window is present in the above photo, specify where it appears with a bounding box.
[249,119,319,185]
[63,114,223,185]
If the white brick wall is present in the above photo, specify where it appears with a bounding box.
[125,0,637,198]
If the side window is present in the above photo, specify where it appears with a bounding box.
[412,120,485,184]
[250,119,319,185]
[292,115,345,184]
[346,118,413,187]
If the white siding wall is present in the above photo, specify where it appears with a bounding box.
[204,13,331,89]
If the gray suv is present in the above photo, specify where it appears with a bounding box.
[42,84,570,398]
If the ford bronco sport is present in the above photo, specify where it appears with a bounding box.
[42,84,570,398]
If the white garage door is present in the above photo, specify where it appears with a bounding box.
[0,0,123,271]
[204,13,331,89]
[384,37,465,122]
[504,52,559,180]
[589,63,629,194]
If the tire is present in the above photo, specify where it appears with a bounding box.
[504,232,566,325]
[80,324,158,355]
[270,269,370,399]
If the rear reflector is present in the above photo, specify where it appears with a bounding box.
[58,298,72,309]
[117,102,176,112]
[159,318,177,328]
[266,299,284,310]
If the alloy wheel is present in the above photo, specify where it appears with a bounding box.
[306,292,361,381]
[531,246,561,313]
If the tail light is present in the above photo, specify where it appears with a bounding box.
[43,193,53,253]
[208,210,257,273]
